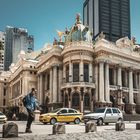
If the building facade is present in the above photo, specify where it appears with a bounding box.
[83,0,131,42]
[0,31,5,72]
[0,15,140,116]
[4,26,34,71]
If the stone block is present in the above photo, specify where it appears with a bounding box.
[115,121,125,131]
[85,121,97,133]
[2,122,18,138]
[52,123,65,134]
[136,123,140,130]
[34,110,40,122]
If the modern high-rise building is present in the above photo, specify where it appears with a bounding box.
[83,0,131,42]
[4,26,34,71]
[0,31,5,72]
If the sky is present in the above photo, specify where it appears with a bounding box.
[0,0,139,50]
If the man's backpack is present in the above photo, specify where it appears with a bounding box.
[22,96,27,107]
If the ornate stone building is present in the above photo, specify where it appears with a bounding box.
[0,15,140,115]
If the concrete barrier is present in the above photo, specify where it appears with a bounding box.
[136,123,140,130]
[85,121,97,133]
[115,121,125,131]
[2,122,18,138]
[52,123,65,134]
[34,110,40,122]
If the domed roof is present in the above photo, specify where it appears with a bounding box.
[65,14,92,43]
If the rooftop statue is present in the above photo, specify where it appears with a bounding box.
[116,37,133,48]
[56,30,64,42]
[65,14,93,43]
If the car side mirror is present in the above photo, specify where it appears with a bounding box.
[57,112,61,115]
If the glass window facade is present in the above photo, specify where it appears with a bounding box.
[83,0,130,42]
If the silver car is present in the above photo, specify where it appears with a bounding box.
[83,107,123,125]
[0,112,7,123]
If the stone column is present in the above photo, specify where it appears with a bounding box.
[58,67,63,102]
[80,60,84,82]
[125,69,135,114]
[137,73,140,104]
[95,64,98,101]
[124,71,128,87]
[37,76,40,100]
[105,63,110,103]
[99,62,105,102]
[134,72,138,89]
[89,63,93,83]
[129,70,134,104]
[90,91,93,112]
[136,73,140,113]
[113,68,117,85]
[117,66,122,86]
[45,73,48,91]
[69,61,72,82]
[81,94,84,113]
[63,65,66,83]
[53,66,57,103]
[49,68,53,103]
[40,74,43,104]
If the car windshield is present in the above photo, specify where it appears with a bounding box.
[50,108,61,113]
[0,112,4,115]
[95,108,105,113]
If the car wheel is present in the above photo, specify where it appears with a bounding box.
[43,122,47,125]
[50,118,57,125]
[105,123,109,125]
[74,118,80,124]
[97,118,103,126]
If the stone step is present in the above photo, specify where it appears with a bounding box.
[123,114,140,121]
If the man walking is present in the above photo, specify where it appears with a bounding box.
[23,88,39,133]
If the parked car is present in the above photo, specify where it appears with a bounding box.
[0,112,7,123]
[83,107,123,125]
[39,108,83,125]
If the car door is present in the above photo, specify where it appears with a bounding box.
[67,109,77,122]
[112,108,122,122]
[104,108,113,123]
[57,109,68,122]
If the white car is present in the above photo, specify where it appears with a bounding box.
[83,107,123,125]
[0,112,7,123]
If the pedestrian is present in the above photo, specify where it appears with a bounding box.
[23,88,39,133]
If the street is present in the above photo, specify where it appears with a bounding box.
[0,121,140,140]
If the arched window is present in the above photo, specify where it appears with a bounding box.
[66,65,69,82]
[84,94,90,107]
[72,93,79,107]
[65,94,68,107]
[73,63,79,82]
[84,63,89,82]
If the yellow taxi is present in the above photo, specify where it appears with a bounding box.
[39,108,83,125]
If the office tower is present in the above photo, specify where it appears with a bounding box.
[0,31,5,72]
[83,0,131,41]
[4,26,34,71]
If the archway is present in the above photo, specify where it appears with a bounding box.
[84,93,90,110]
[65,94,68,107]
[72,92,80,110]
[110,95,115,107]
